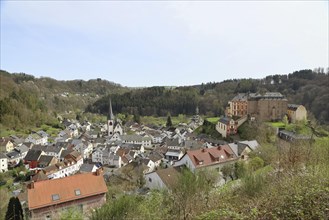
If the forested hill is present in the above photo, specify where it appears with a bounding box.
[87,69,329,124]
[0,70,128,130]
[1,69,328,131]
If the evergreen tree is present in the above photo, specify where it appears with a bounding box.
[5,197,24,220]
[166,115,173,127]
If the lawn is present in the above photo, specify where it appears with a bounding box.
[141,115,189,126]
[267,122,286,128]
[206,117,220,124]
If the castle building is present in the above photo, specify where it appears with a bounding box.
[226,93,248,117]
[247,92,288,121]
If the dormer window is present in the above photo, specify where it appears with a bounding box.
[52,194,60,201]
[75,189,81,196]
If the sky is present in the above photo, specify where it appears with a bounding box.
[1,1,328,87]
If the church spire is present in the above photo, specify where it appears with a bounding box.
[108,98,115,121]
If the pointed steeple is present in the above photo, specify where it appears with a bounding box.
[108,98,115,121]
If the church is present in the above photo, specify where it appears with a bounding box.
[107,99,123,137]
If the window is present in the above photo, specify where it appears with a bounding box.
[52,194,60,201]
[46,214,51,220]
[75,189,81,196]
[148,178,152,182]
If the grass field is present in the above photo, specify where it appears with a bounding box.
[267,122,286,128]
[141,115,189,126]
[206,117,220,124]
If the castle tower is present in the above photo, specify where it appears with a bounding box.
[108,98,115,136]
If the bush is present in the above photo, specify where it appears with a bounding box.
[248,157,264,171]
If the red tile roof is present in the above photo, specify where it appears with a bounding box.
[28,170,107,210]
[186,145,237,168]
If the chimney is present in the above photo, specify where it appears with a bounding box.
[201,148,206,152]
[95,168,102,176]
[217,146,222,150]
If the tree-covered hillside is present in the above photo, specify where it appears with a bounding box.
[87,69,329,124]
[1,68,328,132]
[0,70,128,132]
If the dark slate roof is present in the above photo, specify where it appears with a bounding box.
[153,165,184,189]
[232,93,248,101]
[121,143,143,150]
[60,149,74,159]
[79,163,96,173]
[165,138,180,147]
[24,149,43,161]
[219,117,231,124]
[248,92,286,100]
[15,145,30,154]
[279,130,311,141]
[149,153,163,162]
[38,155,55,165]
[6,150,20,159]
[0,152,8,159]
[33,144,63,154]
[32,171,48,182]
[287,104,301,111]
[55,142,70,149]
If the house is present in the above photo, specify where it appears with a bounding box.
[0,153,8,172]
[37,155,57,168]
[92,145,121,167]
[10,135,24,146]
[43,151,83,179]
[56,130,71,142]
[0,137,14,152]
[121,134,152,148]
[116,148,135,166]
[24,149,45,169]
[140,158,155,173]
[287,104,307,123]
[27,170,108,220]
[37,130,49,140]
[79,163,98,173]
[59,149,74,162]
[216,117,238,138]
[183,140,204,150]
[67,124,79,137]
[32,145,63,160]
[25,131,48,145]
[228,140,260,160]
[73,141,93,159]
[148,152,163,168]
[165,148,184,162]
[174,145,238,172]
[145,165,184,190]
[120,143,145,154]
[6,145,29,167]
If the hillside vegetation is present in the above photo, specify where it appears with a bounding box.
[0,70,128,134]
[87,69,329,125]
[88,135,329,220]
[1,68,328,135]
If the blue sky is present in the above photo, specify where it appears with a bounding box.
[1,1,328,87]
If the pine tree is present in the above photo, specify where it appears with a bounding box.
[166,115,172,127]
[5,197,24,220]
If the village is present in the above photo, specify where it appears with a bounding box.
[0,92,309,219]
